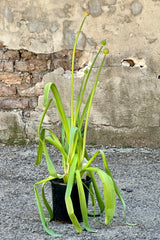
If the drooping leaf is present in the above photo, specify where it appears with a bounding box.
[43,82,70,142]
[34,178,62,237]
[43,141,57,177]
[99,150,134,225]
[91,172,105,213]
[76,170,96,232]
[86,167,116,225]
[42,182,53,220]
[65,155,82,233]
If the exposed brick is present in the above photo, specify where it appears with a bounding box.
[32,73,44,84]
[15,61,28,72]
[21,73,31,84]
[53,49,83,70]
[0,61,3,71]
[0,97,29,109]
[0,73,21,85]
[0,97,38,109]
[3,50,20,60]
[0,61,14,72]
[15,59,48,72]
[0,85,16,97]
[0,49,3,59]
[37,53,51,60]
[20,50,36,60]
[55,60,71,70]
[53,49,70,59]
[26,59,48,72]
[3,61,14,72]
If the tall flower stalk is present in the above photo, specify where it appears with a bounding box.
[70,12,89,127]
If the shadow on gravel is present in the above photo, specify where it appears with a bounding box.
[0,144,160,240]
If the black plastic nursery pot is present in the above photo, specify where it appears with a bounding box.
[50,177,91,223]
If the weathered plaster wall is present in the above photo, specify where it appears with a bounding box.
[0,0,160,147]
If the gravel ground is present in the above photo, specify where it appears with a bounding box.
[0,143,160,240]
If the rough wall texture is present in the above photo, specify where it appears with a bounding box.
[0,0,160,147]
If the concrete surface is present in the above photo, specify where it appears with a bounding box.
[0,143,160,239]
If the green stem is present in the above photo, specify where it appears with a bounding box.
[81,54,106,164]
[73,46,103,126]
[71,15,88,127]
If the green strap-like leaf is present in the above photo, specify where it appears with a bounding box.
[83,149,133,225]
[43,82,70,142]
[65,156,82,233]
[45,136,68,160]
[43,141,57,177]
[38,98,52,137]
[89,171,105,214]
[86,167,116,225]
[35,129,45,165]
[68,126,79,163]
[99,150,135,225]
[34,177,62,237]
[76,170,96,232]
[82,151,105,214]
[42,182,53,220]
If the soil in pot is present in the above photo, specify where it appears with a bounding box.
[50,177,91,223]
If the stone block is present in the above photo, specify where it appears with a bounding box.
[0,111,26,144]
[26,59,48,72]
[89,0,102,17]
[0,97,29,109]
[18,83,44,97]
[0,73,21,85]
[15,59,48,72]
[37,54,51,60]
[3,61,14,72]
[15,61,28,72]
[20,50,37,60]
[131,1,143,16]
[0,85,16,97]
[3,50,20,60]
[21,73,31,84]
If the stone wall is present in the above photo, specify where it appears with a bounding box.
[0,0,160,147]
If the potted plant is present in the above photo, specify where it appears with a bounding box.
[34,12,130,237]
